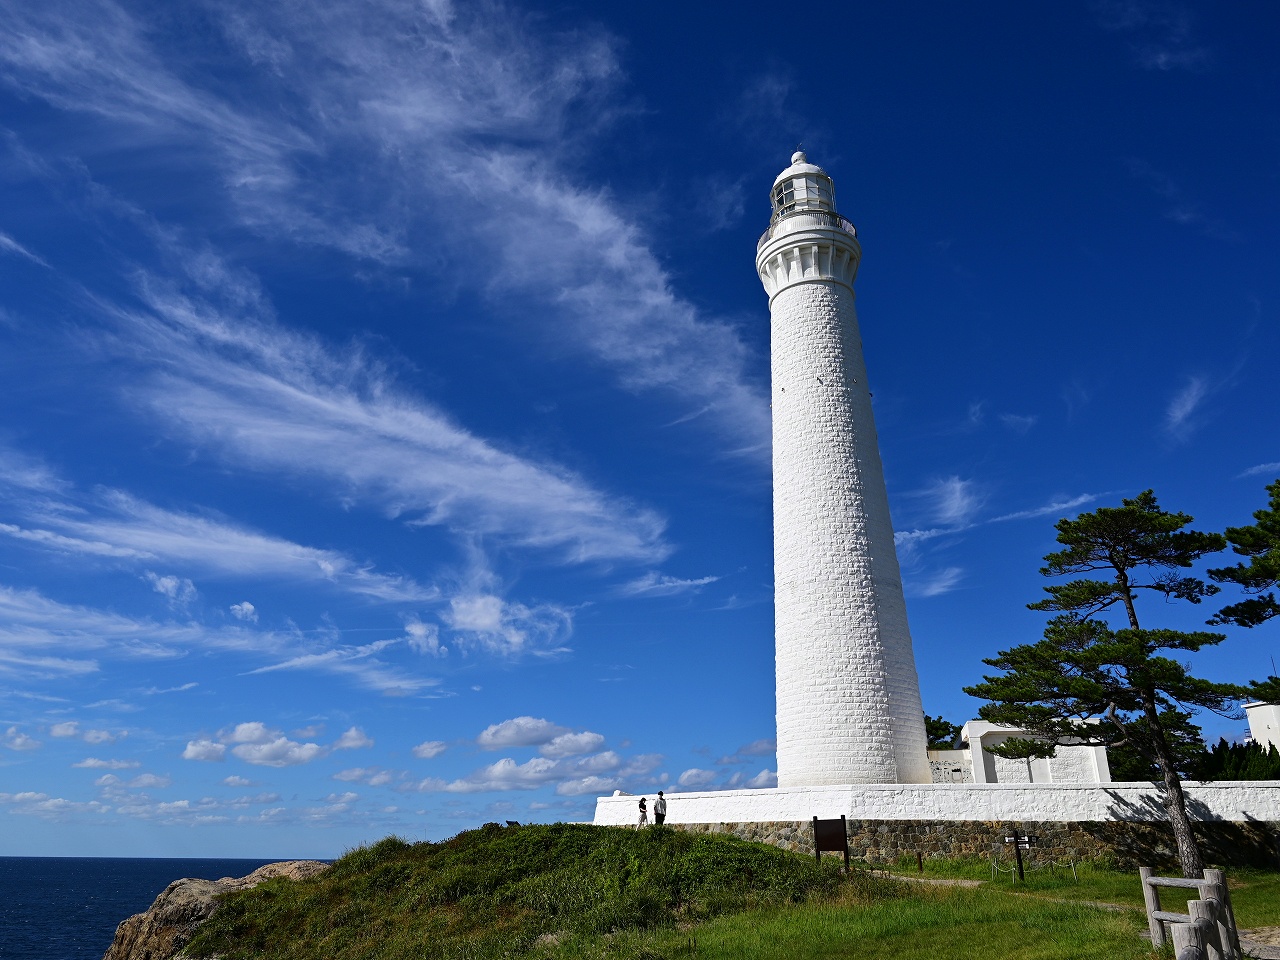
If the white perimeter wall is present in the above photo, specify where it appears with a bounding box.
[593,782,1280,826]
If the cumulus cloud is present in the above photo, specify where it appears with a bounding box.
[73,757,140,769]
[83,729,117,744]
[539,731,606,759]
[411,740,447,760]
[716,738,776,765]
[129,773,172,788]
[230,602,258,622]
[405,619,445,657]
[3,726,40,750]
[182,739,226,761]
[223,775,252,786]
[50,721,80,738]
[333,727,373,751]
[744,768,778,788]
[144,572,198,604]
[676,768,717,789]
[477,717,570,750]
[232,737,324,767]
[333,767,396,787]
[555,775,621,796]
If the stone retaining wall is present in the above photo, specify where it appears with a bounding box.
[669,819,1280,870]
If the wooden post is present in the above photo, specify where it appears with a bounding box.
[917,851,923,874]
[1203,869,1241,960]
[1140,866,1165,949]
[1172,921,1207,960]
[812,817,820,866]
[1189,899,1223,960]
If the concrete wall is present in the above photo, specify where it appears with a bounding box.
[594,781,1280,827]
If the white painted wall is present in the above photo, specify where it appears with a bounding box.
[757,154,929,786]
[1247,702,1280,751]
[593,781,1280,826]
[961,720,1111,784]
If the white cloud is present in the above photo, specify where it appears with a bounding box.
[404,619,445,657]
[231,736,324,767]
[333,727,373,751]
[477,717,570,750]
[84,728,117,744]
[129,773,171,788]
[182,739,226,761]
[917,476,983,527]
[618,572,720,598]
[230,602,258,622]
[1165,375,1209,438]
[50,721,80,738]
[745,769,777,788]
[226,721,274,744]
[716,738,775,765]
[334,767,396,787]
[676,768,717,789]
[910,567,965,598]
[223,775,252,786]
[1239,462,1280,480]
[144,572,198,604]
[539,731,605,759]
[0,230,49,267]
[991,494,1100,523]
[3,726,41,751]
[73,757,140,769]
[555,775,621,796]
[439,756,561,793]
[245,637,438,696]
[411,740,447,760]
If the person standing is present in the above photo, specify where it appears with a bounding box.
[653,791,667,825]
[637,796,648,828]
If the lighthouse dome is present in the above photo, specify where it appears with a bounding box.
[770,151,836,219]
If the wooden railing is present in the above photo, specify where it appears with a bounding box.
[1139,866,1242,960]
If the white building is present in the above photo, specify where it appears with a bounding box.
[757,153,929,786]
[1246,701,1280,751]
[926,721,1111,785]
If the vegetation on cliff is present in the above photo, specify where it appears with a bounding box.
[184,823,846,959]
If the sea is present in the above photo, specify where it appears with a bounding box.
[0,856,280,960]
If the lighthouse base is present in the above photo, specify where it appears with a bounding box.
[592,781,1280,827]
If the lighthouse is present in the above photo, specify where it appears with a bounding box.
[757,152,931,786]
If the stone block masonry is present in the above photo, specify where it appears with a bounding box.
[668,819,1280,871]
[759,151,930,786]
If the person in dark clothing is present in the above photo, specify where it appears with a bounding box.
[653,791,667,825]
[637,796,648,828]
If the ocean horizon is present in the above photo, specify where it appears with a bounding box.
[0,855,286,960]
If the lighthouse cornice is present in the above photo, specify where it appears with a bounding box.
[755,221,862,305]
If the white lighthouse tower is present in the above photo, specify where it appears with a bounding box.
[757,152,931,786]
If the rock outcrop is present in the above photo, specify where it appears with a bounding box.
[102,860,329,960]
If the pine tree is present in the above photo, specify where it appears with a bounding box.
[1209,479,1280,627]
[964,491,1243,877]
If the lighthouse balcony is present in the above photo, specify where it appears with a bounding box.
[757,210,857,252]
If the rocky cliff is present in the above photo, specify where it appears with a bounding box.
[102,859,329,960]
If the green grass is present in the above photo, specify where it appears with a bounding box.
[184,826,1279,959]
[185,824,843,960]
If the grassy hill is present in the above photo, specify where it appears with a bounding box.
[185,823,1280,959]
[185,823,847,959]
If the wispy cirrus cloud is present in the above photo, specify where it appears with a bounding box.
[617,571,720,598]
[1164,375,1210,440]
[0,448,438,602]
[1094,0,1211,71]
[0,0,770,456]
[1238,462,1280,480]
[0,230,49,267]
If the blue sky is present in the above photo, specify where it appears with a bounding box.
[0,0,1277,858]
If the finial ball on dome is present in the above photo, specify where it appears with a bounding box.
[791,150,807,164]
